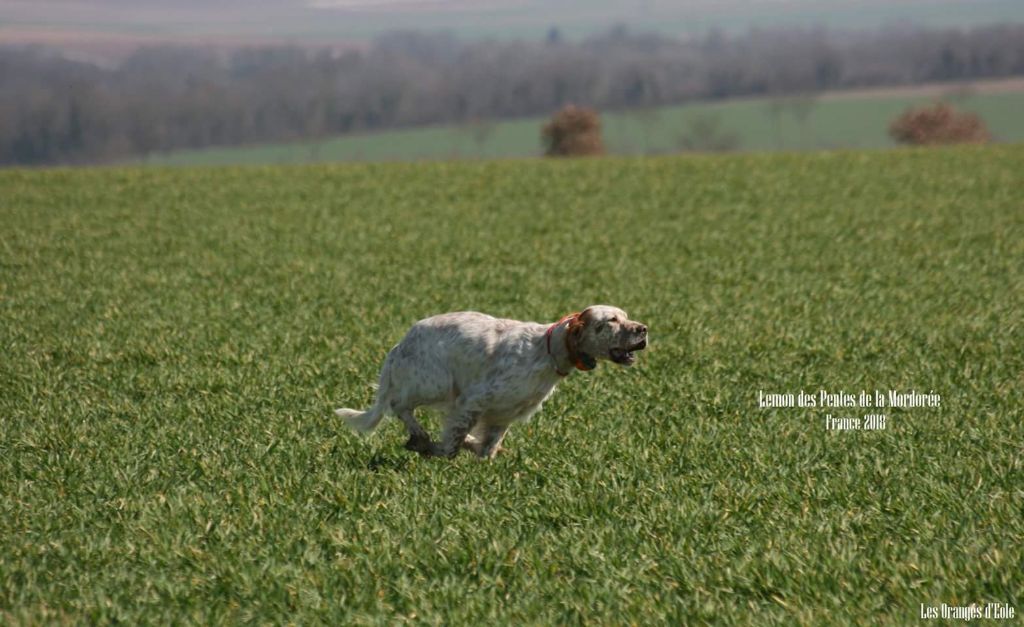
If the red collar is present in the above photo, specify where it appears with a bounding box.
[545,312,593,376]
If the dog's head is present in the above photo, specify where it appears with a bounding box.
[567,305,648,368]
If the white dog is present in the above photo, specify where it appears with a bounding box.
[335,305,648,458]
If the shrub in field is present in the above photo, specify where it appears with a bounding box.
[888,102,990,145]
[541,105,605,157]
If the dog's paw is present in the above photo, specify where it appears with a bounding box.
[404,435,433,455]
[460,435,484,457]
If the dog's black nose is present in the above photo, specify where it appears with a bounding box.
[638,324,648,335]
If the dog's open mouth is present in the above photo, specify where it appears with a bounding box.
[610,339,647,366]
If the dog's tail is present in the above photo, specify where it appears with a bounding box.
[335,349,394,434]
[335,404,386,433]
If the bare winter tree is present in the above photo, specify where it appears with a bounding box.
[1,22,1023,165]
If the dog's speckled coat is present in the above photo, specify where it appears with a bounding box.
[336,305,648,458]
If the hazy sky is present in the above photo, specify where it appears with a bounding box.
[2,0,1021,64]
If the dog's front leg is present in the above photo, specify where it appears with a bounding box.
[476,425,509,459]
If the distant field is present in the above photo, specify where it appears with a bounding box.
[2,146,1022,623]
[143,81,1024,166]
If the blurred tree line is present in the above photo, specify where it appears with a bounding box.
[2,24,1024,165]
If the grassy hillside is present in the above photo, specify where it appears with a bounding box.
[2,147,1023,623]
[142,88,1024,166]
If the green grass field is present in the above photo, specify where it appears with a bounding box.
[2,146,1023,623]
[142,89,1024,167]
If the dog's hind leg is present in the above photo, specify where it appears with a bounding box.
[432,403,481,459]
[461,422,487,456]
[462,423,508,459]
[397,407,432,455]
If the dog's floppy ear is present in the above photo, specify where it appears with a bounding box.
[567,310,586,337]
[566,309,598,370]
[566,307,593,341]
